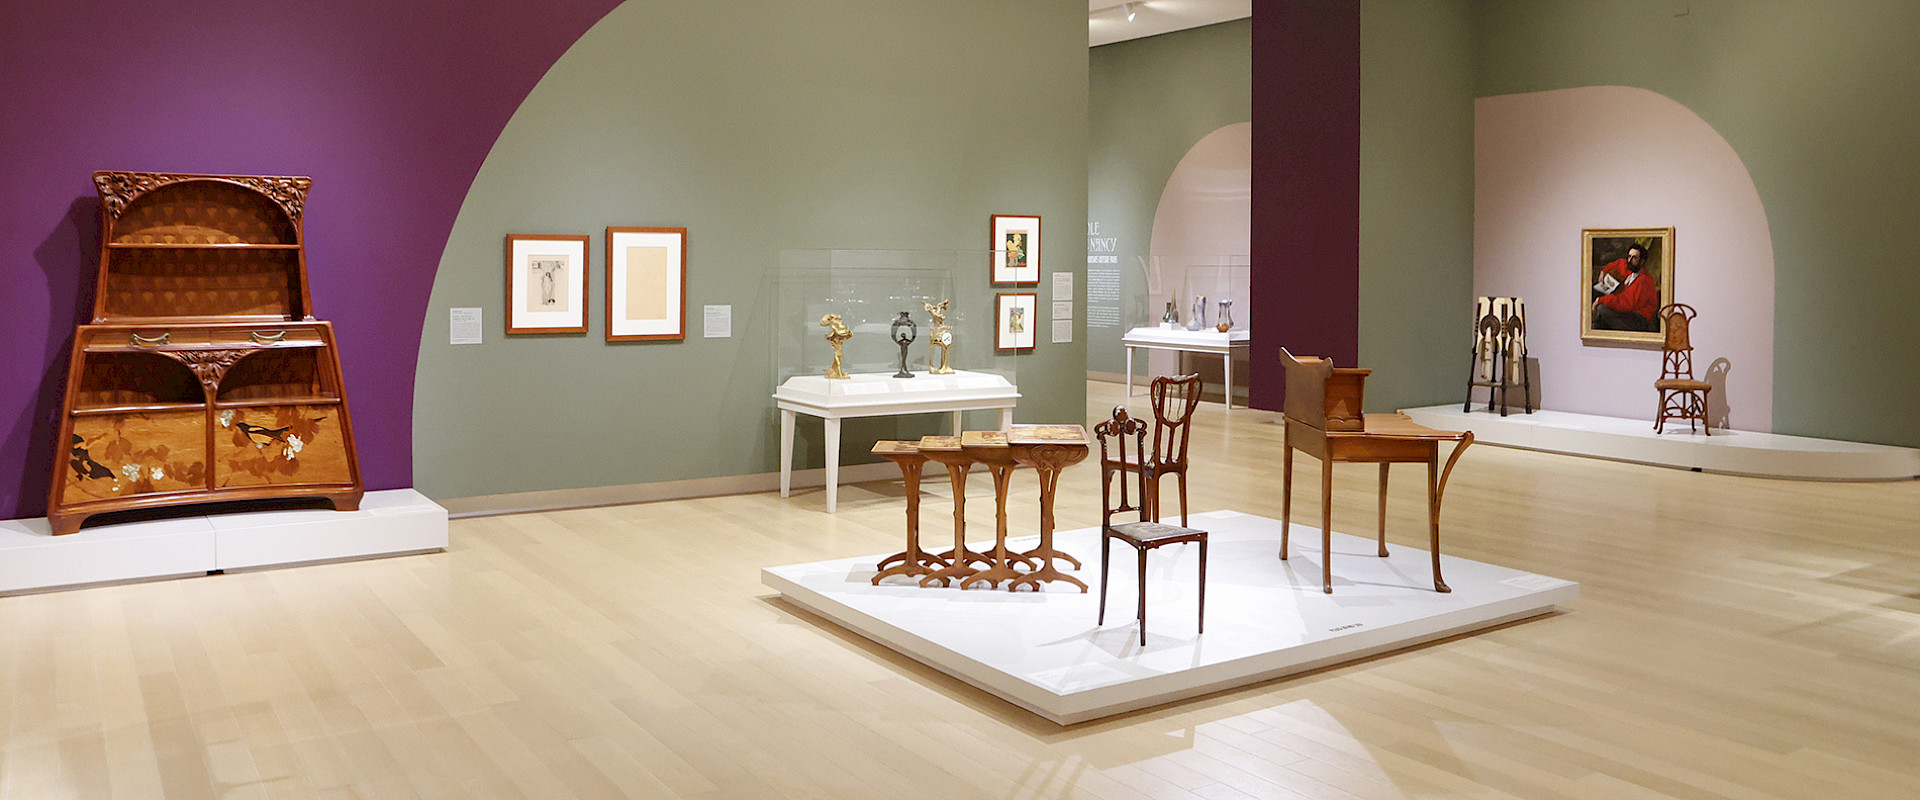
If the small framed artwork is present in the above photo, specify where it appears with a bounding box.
[1581,226,1674,345]
[990,214,1041,285]
[995,292,1037,350]
[505,234,590,335]
[606,226,688,342]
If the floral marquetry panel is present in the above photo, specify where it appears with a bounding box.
[212,404,353,488]
[64,411,209,503]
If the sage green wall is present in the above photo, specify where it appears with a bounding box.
[1087,20,1252,375]
[1475,0,1920,446]
[413,0,1088,500]
[1358,0,1477,412]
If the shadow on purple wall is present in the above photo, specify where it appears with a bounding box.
[0,1,622,519]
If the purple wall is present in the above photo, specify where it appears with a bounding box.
[0,0,621,519]
[1249,0,1361,410]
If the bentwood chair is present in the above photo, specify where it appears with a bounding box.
[1096,406,1207,646]
[1654,303,1712,435]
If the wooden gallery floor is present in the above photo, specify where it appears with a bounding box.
[4,381,1919,799]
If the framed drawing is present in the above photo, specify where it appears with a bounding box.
[1581,226,1674,345]
[606,226,687,342]
[995,292,1037,350]
[505,234,590,335]
[990,214,1041,285]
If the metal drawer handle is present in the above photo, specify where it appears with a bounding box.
[250,330,287,345]
[130,332,170,346]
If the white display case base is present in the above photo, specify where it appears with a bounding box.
[1402,405,1920,480]
[762,511,1577,725]
[774,370,1019,512]
[0,489,447,594]
[1120,326,1250,408]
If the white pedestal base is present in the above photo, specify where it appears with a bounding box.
[0,489,448,594]
[1403,405,1920,480]
[762,511,1577,725]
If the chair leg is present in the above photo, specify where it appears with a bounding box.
[1655,390,1667,433]
[1321,455,1334,594]
[1522,353,1534,413]
[1097,533,1111,626]
[1463,348,1475,413]
[1177,471,1189,528]
[1281,444,1293,559]
[1197,538,1207,635]
[1377,463,1390,557]
[1701,391,1711,436]
[1137,547,1149,646]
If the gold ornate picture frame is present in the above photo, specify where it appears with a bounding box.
[1581,226,1674,345]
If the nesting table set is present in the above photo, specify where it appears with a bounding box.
[870,424,1090,592]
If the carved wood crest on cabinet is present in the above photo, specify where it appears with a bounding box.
[47,171,363,535]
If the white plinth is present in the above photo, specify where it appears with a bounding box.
[774,370,1020,512]
[1121,326,1251,408]
[762,511,1577,725]
[1402,405,1920,481]
[0,489,448,594]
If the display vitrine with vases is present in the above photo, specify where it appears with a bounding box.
[47,171,363,535]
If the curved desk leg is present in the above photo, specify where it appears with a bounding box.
[1321,454,1334,594]
[780,409,796,498]
[1377,463,1391,557]
[1280,441,1293,559]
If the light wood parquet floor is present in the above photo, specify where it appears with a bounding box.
[4,380,1919,799]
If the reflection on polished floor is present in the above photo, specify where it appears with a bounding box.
[1,380,1918,798]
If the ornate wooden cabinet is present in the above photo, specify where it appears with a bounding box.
[47,172,363,535]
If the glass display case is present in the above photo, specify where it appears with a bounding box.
[1122,254,1252,407]
[769,249,1024,511]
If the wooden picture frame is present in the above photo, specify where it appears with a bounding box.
[505,234,591,335]
[1581,227,1674,345]
[606,226,688,342]
[990,214,1041,285]
[995,292,1037,350]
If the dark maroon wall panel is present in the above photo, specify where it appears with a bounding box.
[1249,0,1361,410]
[0,0,622,519]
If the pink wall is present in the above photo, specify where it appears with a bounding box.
[1146,122,1252,378]
[1475,86,1774,430]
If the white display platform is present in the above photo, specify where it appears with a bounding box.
[1403,405,1920,481]
[763,511,1577,725]
[1120,326,1251,408]
[774,370,1020,512]
[0,489,448,594]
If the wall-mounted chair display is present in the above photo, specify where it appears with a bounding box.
[1095,406,1207,646]
[1654,303,1712,435]
[1464,295,1531,416]
[1280,349,1474,594]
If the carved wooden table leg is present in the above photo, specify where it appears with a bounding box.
[917,445,984,588]
[870,444,946,584]
[961,457,1025,589]
[1009,441,1091,593]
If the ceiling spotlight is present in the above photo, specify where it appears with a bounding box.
[1126,2,1140,22]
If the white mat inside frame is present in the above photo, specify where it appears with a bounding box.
[761,511,1577,725]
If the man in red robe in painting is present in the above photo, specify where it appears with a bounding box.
[1591,244,1659,331]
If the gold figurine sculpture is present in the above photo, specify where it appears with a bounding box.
[924,299,955,374]
[820,313,853,379]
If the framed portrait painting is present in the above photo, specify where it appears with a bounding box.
[505,234,590,335]
[995,292,1037,350]
[606,226,687,342]
[990,214,1041,285]
[1581,227,1674,345]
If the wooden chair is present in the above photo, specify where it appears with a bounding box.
[1464,296,1531,415]
[1113,374,1202,526]
[1654,303,1712,435]
[1280,349,1474,594]
[1096,406,1207,646]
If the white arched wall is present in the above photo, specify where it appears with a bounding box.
[1475,86,1774,430]
[1145,122,1252,384]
